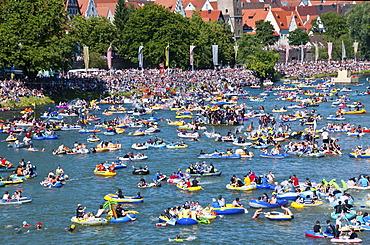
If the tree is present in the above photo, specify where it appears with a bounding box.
[72,15,116,54]
[237,33,279,79]
[114,0,135,31]
[247,49,279,78]
[120,4,194,68]
[288,29,309,46]
[255,20,276,46]
[0,0,74,75]
[347,2,370,58]
[311,12,347,41]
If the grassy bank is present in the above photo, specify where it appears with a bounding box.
[0,89,104,109]
[0,96,54,108]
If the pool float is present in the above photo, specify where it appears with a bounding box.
[349,153,370,158]
[87,138,100,142]
[132,130,146,136]
[197,153,241,159]
[104,132,117,136]
[347,132,364,137]
[331,209,357,220]
[260,153,289,159]
[10,171,37,179]
[7,142,28,148]
[209,204,247,215]
[326,115,345,121]
[109,213,136,223]
[297,152,325,158]
[146,143,166,148]
[291,201,323,208]
[95,148,109,153]
[256,183,275,189]
[233,141,252,147]
[131,143,149,150]
[0,179,24,185]
[93,170,116,176]
[249,199,288,209]
[120,155,148,161]
[70,216,108,225]
[0,197,32,205]
[166,144,188,149]
[226,183,256,191]
[186,170,222,177]
[104,194,144,203]
[32,136,45,140]
[272,109,287,113]
[103,163,127,169]
[176,218,198,225]
[44,182,64,188]
[304,230,334,238]
[330,238,362,243]
[265,211,292,221]
[176,183,202,191]
[167,174,190,183]
[250,144,270,149]
[177,132,199,138]
[60,126,82,130]
[276,192,299,200]
[343,109,366,114]
[43,135,59,139]
[132,169,150,175]
[5,138,18,142]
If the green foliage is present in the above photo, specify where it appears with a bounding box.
[89,51,108,69]
[114,0,135,31]
[0,0,74,75]
[311,12,347,41]
[255,20,276,46]
[119,5,235,69]
[237,33,278,79]
[347,2,370,58]
[288,29,309,45]
[246,49,279,78]
[72,15,116,54]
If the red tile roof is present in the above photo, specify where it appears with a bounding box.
[185,9,222,21]
[78,0,89,16]
[242,8,269,29]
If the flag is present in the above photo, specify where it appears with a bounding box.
[107,45,112,70]
[342,40,346,60]
[190,45,195,66]
[234,43,239,62]
[314,42,319,62]
[138,45,144,68]
[300,45,304,62]
[83,46,89,71]
[327,42,332,60]
[285,43,290,63]
[165,44,169,67]
[212,45,218,66]
[353,41,358,55]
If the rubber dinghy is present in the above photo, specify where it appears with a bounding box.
[249,199,288,208]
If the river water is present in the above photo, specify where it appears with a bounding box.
[1,77,370,244]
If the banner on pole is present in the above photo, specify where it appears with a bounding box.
[107,45,112,70]
[138,45,144,68]
[83,46,89,71]
[165,44,170,67]
[212,45,218,66]
[327,42,332,61]
[190,45,195,66]
[342,40,346,60]
[285,43,289,63]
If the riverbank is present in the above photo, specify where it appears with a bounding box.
[282,70,370,81]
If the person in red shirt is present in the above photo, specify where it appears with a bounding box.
[292,175,299,187]
[249,172,257,182]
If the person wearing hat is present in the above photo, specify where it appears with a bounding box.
[76,204,86,220]
[65,224,76,232]
[36,222,42,230]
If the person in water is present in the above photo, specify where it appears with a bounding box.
[252,208,264,219]
[116,189,124,198]
[65,224,76,232]
[35,222,42,230]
